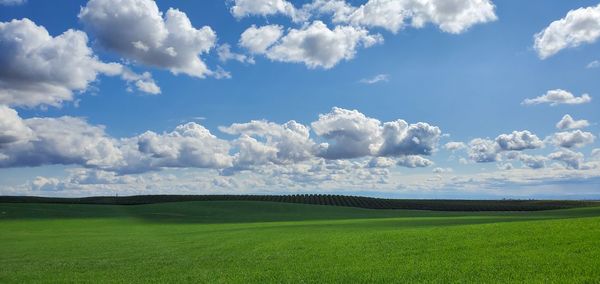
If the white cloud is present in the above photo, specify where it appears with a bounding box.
[230,0,307,22]
[517,154,547,169]
[307,0,497,34]
[433,167,453,174]
[13,103,599,193]
[120,69,161,95]
[128,123,233,173]
[0,105,444,177]
[66,169,139,185]
[549,130,596,148]
[217,44,254,64]
[396,155,433,168]
[21,157,395,195]
[219,120,316,168]
[134,78,161,94]
[591,148,600,160]
[468,138,499,163]
[359,74,389,84]
[239,25,284,54]
[0,105,32,144]
[230,0,496,35]
[522,89,592,106]
[30,176,63,191]
[79,0,218,78]
[497,162,513,170]
[378,120,441,157]
[250,21,383,69]
[468,130,543,163]
[495,130,543,151]
[16,159,600,197]
[0,105,232,173]
[586,60,600,68]
[311,107,382,159]
[0,0,25,5]
[212,66,232,80]
[228,135,279,170]
[534,4,600,59]
[311,107,441,159]
[235,1,495,69]
[0,18,126,107]
[0,113,123,169]
[444,141,466,151]
[556,114,589,130]
[367,157,395,168]
[467,128,595,166]
[548,149,585,169]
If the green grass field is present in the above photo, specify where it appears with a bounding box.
[2,201,600,283]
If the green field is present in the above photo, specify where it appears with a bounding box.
[2,201,600,283]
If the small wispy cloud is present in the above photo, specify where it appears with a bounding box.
[0,0,26,6]
[586,60,600,69]
[359,74,389,84]
[522,89,592,106]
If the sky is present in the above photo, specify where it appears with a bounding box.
[0,0,599,199]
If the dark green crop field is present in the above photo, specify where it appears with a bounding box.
[1,201,600,283]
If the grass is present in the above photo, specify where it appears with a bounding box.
[1,201,600,283]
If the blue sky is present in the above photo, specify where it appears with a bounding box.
[0,0,599,198]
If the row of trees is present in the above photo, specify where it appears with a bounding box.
[0,194,594,211]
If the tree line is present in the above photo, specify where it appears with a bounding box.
[0,194,596,211]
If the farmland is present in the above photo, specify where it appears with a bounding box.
[1,199,600,283]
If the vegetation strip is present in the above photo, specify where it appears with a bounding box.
[1,195,596,211]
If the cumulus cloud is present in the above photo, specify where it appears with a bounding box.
[30,176,63,191]
[0,106,444,174]
[125,123,233,173]
[444,141,466,151]
[468,138,499,163]
[467,131,543,163]
[359,74,389,84]
[229,0,496,34]
[534,4,600,59]
[556,114,589,130]
[120,69,161,95]
[466,127,596,166]
[234,1,496,69]
[396,155,434,168]
[522,89,592,106]
[0,113,123,169]
[367,157,395,168]
[219,120,315,168]
[311,107,382,159]
[0,105,32,144]
[548,149,585,169]
[239,24,284,54]
[0,18,126,107]
[79,0,218,78]
[243,21,383,69]
[0,105,232,174]
[549,130,596,148]
[495,130,543,151]
[311,107,441,159]
[230,0,306,22]
[378,120,441,157]
[217,44,254,64]
[306,0,497,34]
[517,154,547,169]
